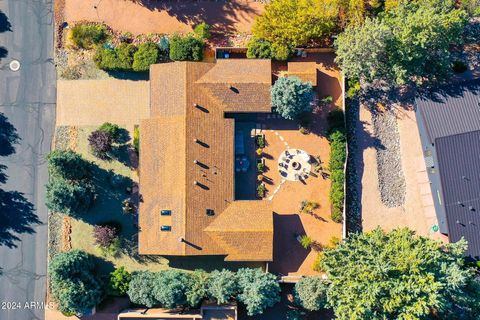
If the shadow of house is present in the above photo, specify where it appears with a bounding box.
[167,255,264,272]
[135,0,261,35]
[269,213,309,275]
[0,10,12,33]
[0,46,7,61]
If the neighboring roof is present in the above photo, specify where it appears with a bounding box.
[139,60,273,261]
[436,130,480,259]
[56,79,150,126]
[415,80,480,143]
[287,62,317,86]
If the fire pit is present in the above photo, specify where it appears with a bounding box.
[277,148,312,181]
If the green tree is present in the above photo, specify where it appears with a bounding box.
[48,250,102,315]
[94,43,137,71]
[207,269,238,304]
[169,34,204,61]
[186,270,210,308]
[236,268,281,316]
[45,178,94,215]
[294,277,329,311]
[271,77,314,120]
[132,42,160,72]
[335,1,467,85]
[252,0,337,53]
[321,228,480,320]
[127,271,158,307]
[47,150,91,181]
[98,122,121,142]
[246,38,272,59]
[335,17,393,84]
[153,270,192,308]
[70,24,108,49]
[108,267,131,296]
[193,22,212,40]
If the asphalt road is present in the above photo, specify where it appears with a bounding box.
[0,0,56,319]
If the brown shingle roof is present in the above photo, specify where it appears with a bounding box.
[139,60,273,261]
[287,62,317,86]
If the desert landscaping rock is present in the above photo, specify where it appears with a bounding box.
[371,110,406,208]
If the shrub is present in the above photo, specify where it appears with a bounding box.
[108,267,131,296]
[294,277,329,311]
[271,42,292,61]
[186,270,210,308]
[93,43,137,71]
[88,129,113,159]
[207,269,238,304]
[93,224,118,248]
[128,271,158,307]
[247,38,272,59]
[312,252,324,272]
[257,162,265,173]
[194,22,212,40]
[300,200,319,214]
[257,184,266,198]
[45,178,94,215]
[452,60,468,73]
[299,235,313,249]
[346,78,361,99]
[158,36,170,52]
[48,250,102,315]
[255,135,266,148]
[169,34,204,61]
[47,150,91,181]
[256,148,263,156]
[133,126,140,153]
[70,24,108,49]
[98,122,121,142]
[133,42,160,72]
[153,270,192,308]
[236,268,281,316]
[272,77,314,120]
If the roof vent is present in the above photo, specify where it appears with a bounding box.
[456,220,461,224]
[469,206,475,211]
[194,160,198,164]
[206,209,215,216]
[193,103,199,108]
[193,181,198,185]
[457,201,463,206]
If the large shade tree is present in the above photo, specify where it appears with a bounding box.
[321,228,480,320]
[153,270,192,308]
[127,271,158,307]
[335,0,467,85]
[47,150,91,181]
[271,77,314,120]
[293,276,329,311]
[48,250,102,315]
[207,269,239,304]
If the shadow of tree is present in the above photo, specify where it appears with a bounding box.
[0,189,40,248]
[0,113,20,156]
[0,46,7,61]
[131,0,261,35]
[0,10,12,33]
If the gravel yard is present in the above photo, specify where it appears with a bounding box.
[371,109,406,208]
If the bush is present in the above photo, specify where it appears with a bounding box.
[49,250,102,315]
[194,22,212,40]
[108,267,131,296]
[255,135,266,148]
[128,271,158,307]
[186,270,210,308]
[299,235,313,249]
[70,24,108,49]
[45,178,94,215]
[158,36,170,52]
[169,34,204,61]
[257,184,266,198]
[153,270,192,308]
[98,122,121,142]
[93,224,118,248]
[257,162,265,173]
[133,126,140,153]
[247,38,272,59]
[47,150,91,181]
[207,269,238,304]
[294,277,329,311]
[236,268,281,316]
[300,200,319,214]
[452,60,468,73]
[328,109,346,223]
[271,42,292,61]
[346,78,361,99]
[88,129,113,159]
[133,42,160,72]
[272,77,314,120]
[312,252,324,272]
[94,43,137,71]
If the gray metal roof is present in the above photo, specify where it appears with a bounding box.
[415,80,480,144]
[436,130,480,259]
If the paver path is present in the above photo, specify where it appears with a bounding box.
[64,0,264,35]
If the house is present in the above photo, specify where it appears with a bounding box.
[138,59,274,262]
[415,79,480,259]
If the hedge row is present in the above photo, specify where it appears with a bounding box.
[327,109,346,223]
[94,42,162,72]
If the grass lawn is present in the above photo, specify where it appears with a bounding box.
[69,126,263,275]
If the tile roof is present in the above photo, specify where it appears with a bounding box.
[139,60,274,261]
[287,62,317,86]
